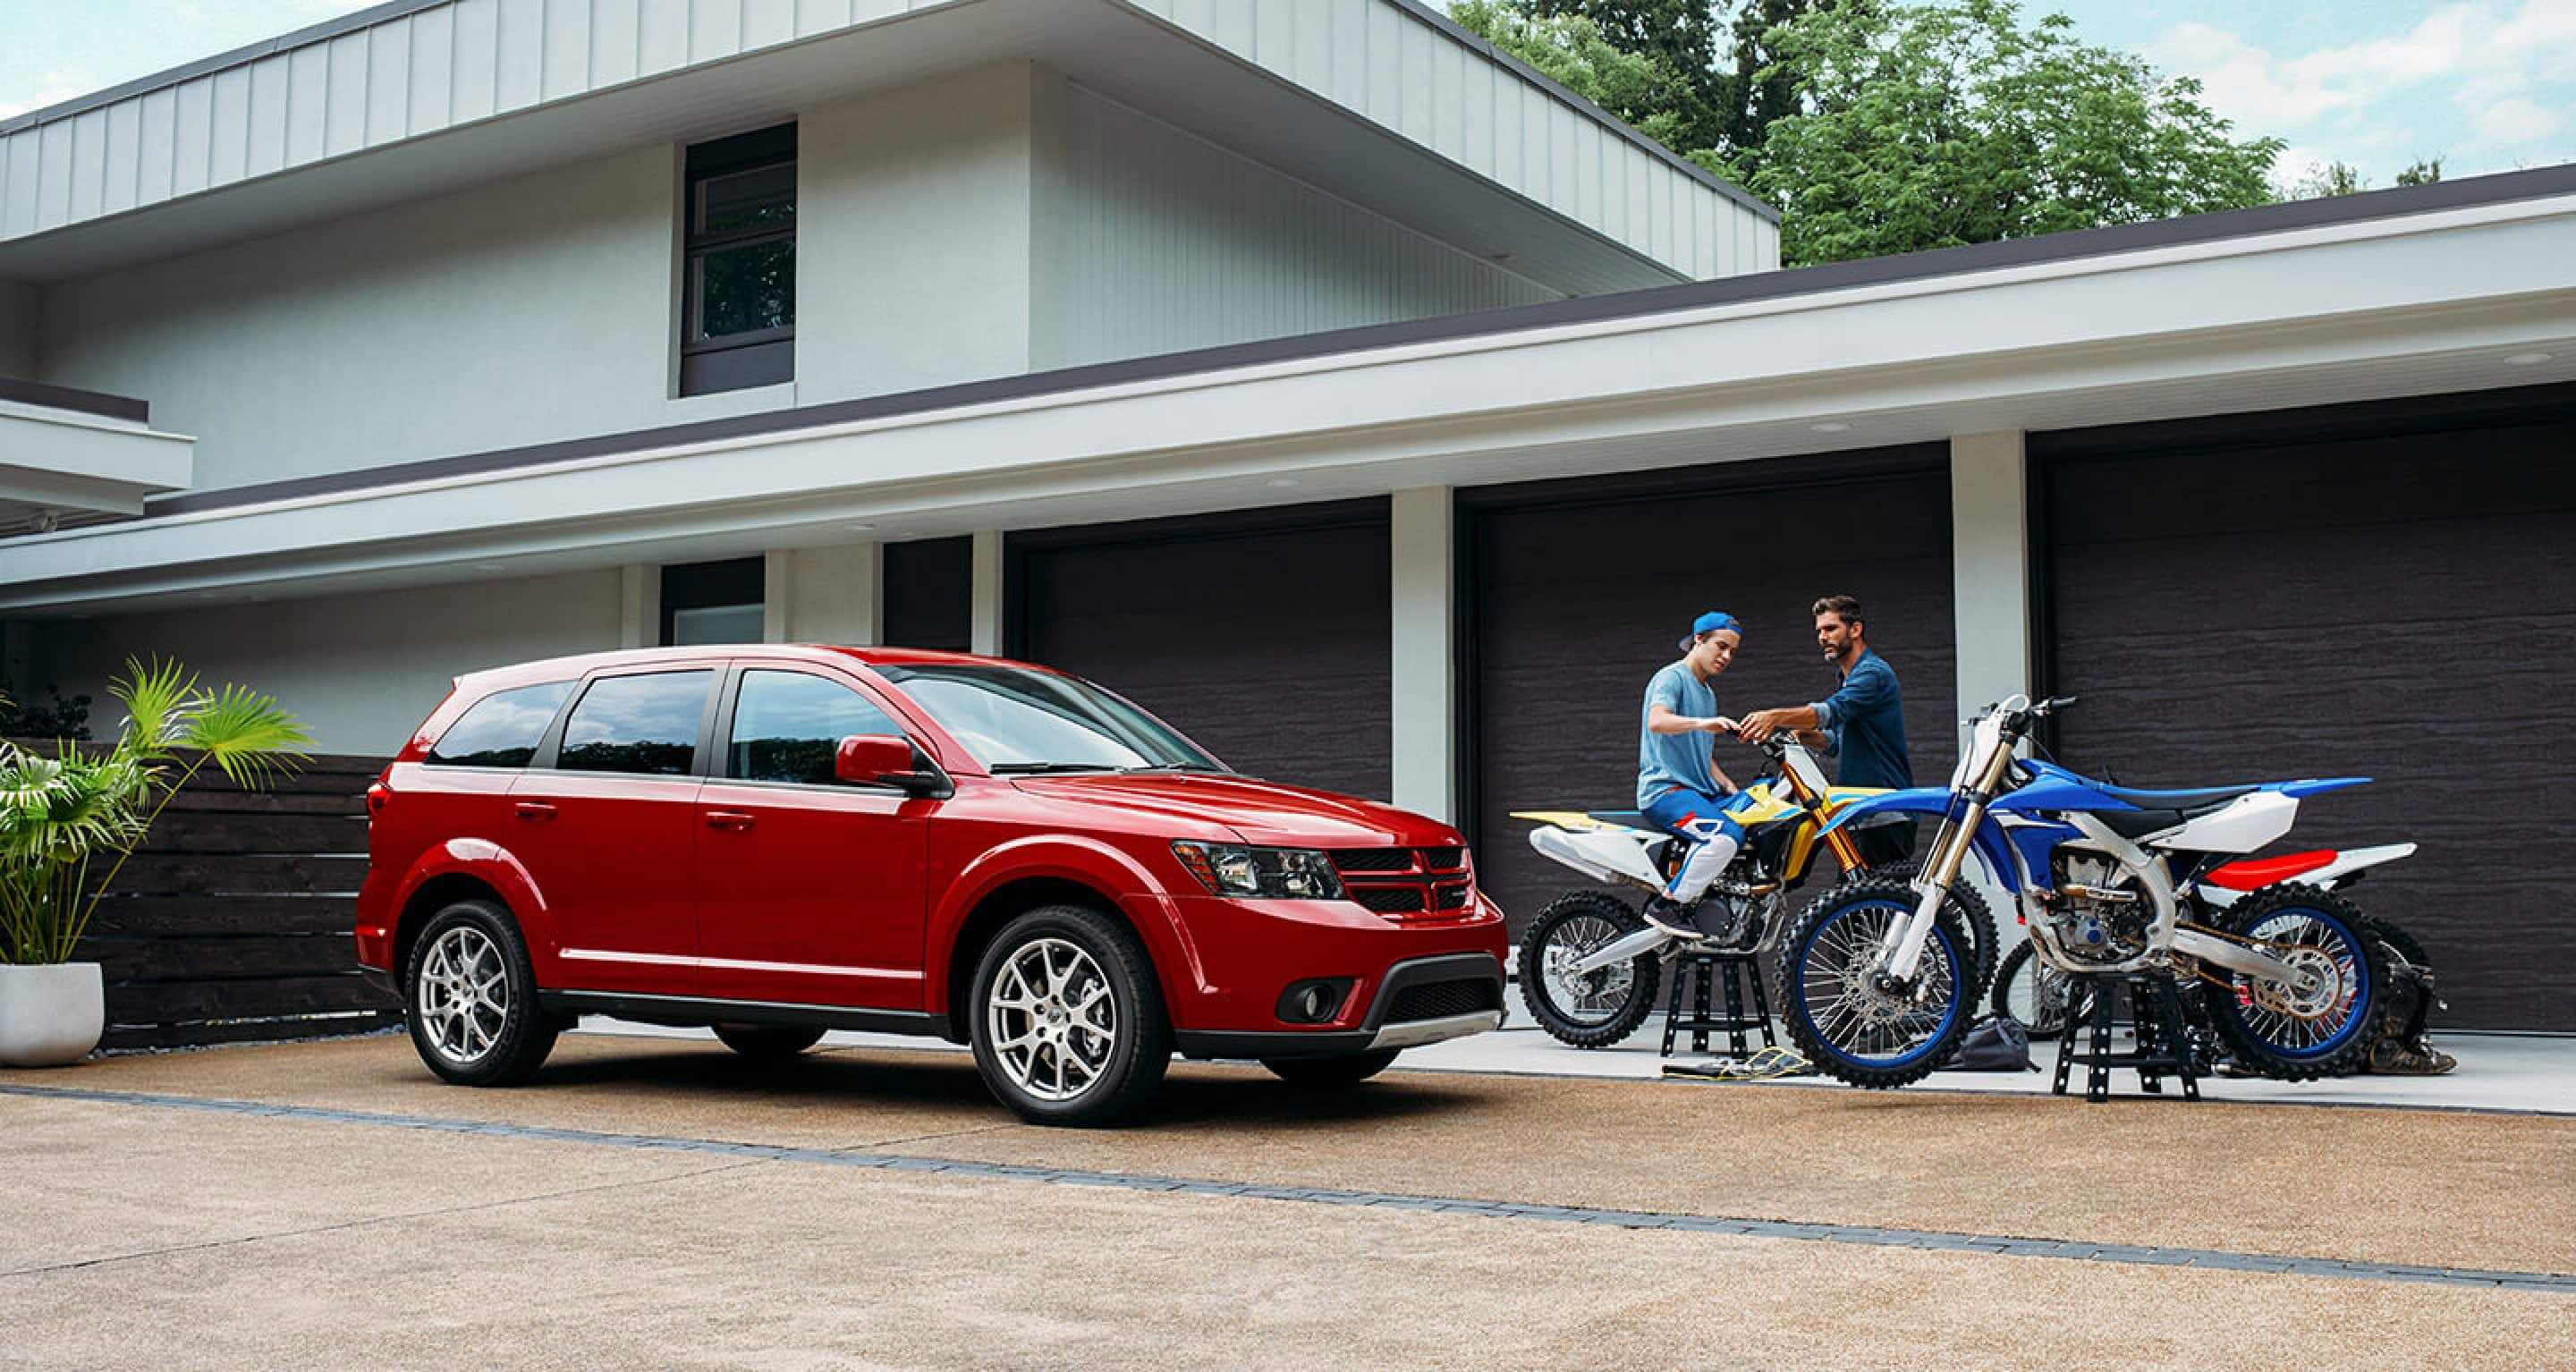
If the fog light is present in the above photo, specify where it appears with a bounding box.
[1275,978,1353,1025]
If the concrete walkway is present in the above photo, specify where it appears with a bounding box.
[8,1032,2572,1370]
[583,1017,2576,1115]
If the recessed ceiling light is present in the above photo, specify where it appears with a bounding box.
[1811,421,1852,434]
[2504,351,2554,366]
[1267,478,1301,488]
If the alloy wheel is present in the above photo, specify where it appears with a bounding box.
[985,936,1119,1103]
[418,925,509,1066]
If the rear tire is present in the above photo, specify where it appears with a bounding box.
[1262,1049,1401,1088]
[713,1023,826,1060]
[403,900,556,1087]
[2198,884,2387,1081]
[969,904,1171,1127]
[1989,941,2075,1037]
[1517,891,1662,1048]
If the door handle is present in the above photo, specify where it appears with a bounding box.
[705,809,757,832]
[513,800,556,821]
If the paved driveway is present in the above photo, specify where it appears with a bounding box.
[4,1035,2570,1369]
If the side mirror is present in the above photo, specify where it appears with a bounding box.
[835,733,928,790]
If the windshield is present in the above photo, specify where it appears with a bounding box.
[875,663,1225,775]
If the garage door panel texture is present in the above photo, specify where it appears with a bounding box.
[1018,520,1392,802]
[1476,470,1957,938]
[2047,421,2576,1030]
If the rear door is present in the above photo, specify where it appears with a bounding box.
[510,665,720,995]
[693,665,936,1009]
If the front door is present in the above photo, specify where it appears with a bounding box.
[694,666,934,1009]
[509,666,719,995]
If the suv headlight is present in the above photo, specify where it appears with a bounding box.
[1170,842,1346,900]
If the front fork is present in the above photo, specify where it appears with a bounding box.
[1879,796,1985,984]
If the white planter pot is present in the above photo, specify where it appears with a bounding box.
[0,962,106,1068]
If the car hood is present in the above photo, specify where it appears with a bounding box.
[1006,773,1458,848]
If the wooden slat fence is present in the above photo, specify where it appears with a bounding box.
[8,741,397,1049]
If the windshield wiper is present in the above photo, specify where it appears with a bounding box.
[989,762,1124,775]
[1118,764,1224,775]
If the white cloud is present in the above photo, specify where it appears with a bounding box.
[0,69,99,122]
[2472,96,2563,147]
[2147,2,2576,144]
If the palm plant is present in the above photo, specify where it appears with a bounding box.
[0,658,309,965]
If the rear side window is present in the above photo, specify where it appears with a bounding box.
[426,682,574,768]
[728,670,902,784]
[557,671,715,775]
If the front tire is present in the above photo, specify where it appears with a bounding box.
[714,1023,826,1060]
[1263,1050,1401,1088]
[2199,884,2387,1081]
[404,899,556,1086]
[969,904,1171,1127]
[1875,860,1999,1002]
[1776,877,1974,1089]
[1517,892,1662,1048]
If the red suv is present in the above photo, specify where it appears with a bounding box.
[356,646,1506,1125]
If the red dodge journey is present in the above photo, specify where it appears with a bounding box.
[356,645,1508,1125]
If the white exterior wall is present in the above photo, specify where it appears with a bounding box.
[32,569,623,754]
[798,64,1034,401]
[1030,76,1558,369]
[37,145,690,491]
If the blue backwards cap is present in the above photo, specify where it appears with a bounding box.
[1680,611,1741,649]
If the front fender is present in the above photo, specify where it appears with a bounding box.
[927,834,1199,1017]
[1817,786,1956,836]
[383,839,559,981]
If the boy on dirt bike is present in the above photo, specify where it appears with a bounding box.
[1637,612,1759,942]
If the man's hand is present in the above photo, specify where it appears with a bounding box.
[1736,708,1797,742]
[1704,716,1740,735]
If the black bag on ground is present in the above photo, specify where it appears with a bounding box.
[1951,1014,2037,1071]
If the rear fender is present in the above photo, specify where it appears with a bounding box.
[928,836,1195,1016]
[389,841,559,981]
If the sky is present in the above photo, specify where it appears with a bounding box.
[3,1,2572,192]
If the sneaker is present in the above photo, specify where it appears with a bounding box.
[2368,1037,2458,1076]
[1640,896,1706,940]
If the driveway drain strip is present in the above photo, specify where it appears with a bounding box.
[10,1083,2569,1293]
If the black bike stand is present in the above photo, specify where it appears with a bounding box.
[2051,971,2202,1104]
[1661,951,1775,1060]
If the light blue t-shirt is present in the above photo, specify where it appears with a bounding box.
[1637,660,1724,808]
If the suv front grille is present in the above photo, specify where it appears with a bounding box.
[1329,847,1478,921]
[1385,978,1502,1024]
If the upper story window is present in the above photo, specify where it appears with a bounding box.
[681,124,796,396]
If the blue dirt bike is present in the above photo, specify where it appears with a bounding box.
[1775,695,2393,1088]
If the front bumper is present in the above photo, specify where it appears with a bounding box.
[1171,951,1505,1060]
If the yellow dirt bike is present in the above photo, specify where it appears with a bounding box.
[1513,736,1996,1047]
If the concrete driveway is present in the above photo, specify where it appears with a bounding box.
[4,1033,2570,1369]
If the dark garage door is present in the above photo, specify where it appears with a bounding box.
[1010,502,1392,800]
[1470,453,1959,936]
[2040,386,2576,1031]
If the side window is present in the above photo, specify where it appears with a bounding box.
[729,671,903,785]
[427,682,574,768]
[556,671,715,775]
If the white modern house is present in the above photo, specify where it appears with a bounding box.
[2,0,2570,1029]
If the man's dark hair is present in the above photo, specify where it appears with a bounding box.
[1811,595,1864,631]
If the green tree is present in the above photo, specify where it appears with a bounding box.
[2291,159,2368,198]
[2395,157,2445,187]
[1736,0,2282,264]
[1453,2,1832,162]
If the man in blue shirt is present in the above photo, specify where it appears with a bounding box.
[1636,611,1762,941]
[1738,594,1915,864]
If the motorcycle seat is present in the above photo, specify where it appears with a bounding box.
[2093,783,2260,809]
[2091,793,2247,841]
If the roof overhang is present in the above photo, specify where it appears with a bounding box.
[0,381,195,530]
[0,0,1767,293]
[1,183,2570,614]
